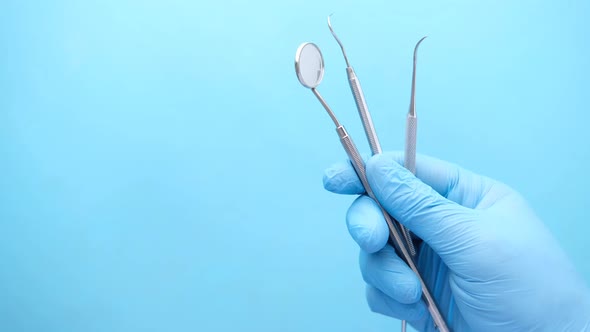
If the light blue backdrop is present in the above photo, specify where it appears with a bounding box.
[1,1,588,331]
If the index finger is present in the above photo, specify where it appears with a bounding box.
[323,152,489,207]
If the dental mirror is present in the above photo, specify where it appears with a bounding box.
[295,42,325,89]
[294,42,340,126]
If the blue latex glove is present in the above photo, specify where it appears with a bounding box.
[323,152,590,331]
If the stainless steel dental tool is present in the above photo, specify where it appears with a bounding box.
[405,36,427,175]
[401,36,428,332]
[327,15,381,155]
[294,42,449,332]
[327,15,417,258]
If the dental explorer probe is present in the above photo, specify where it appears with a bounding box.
[402,47,430,332]
[295,42,450,332]
[327,15,381,155]
[405,36,427,175]
[327,16,417,257]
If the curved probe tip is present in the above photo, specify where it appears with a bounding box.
[413,36,428,59]
[327,14,351,68]
[409,36,427,116]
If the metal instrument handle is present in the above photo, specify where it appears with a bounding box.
[336,125,449,332]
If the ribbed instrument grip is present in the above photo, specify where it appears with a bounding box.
[402,114,418,256]
[348,69,381,155]
[405,115,418,174]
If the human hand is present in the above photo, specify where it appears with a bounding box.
[323,152,590,331]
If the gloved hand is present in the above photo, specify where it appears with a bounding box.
[323,152,590,331]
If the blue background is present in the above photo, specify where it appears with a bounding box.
[1,1,589,331]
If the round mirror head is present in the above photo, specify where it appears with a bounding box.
[295,42,325,89]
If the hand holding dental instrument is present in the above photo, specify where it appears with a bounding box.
[294,42,450,332]
[327,15,417,258]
